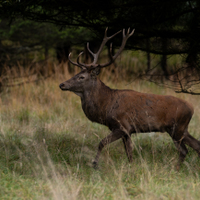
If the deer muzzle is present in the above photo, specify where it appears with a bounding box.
[59,83,69,91]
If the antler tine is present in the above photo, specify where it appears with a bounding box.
[129,28,135,37]
[68,53,78,66]
[86,42,95,57]
[77,52,85,67]
[88,28,122,67]
[108,43,114,61]
[110,43,113,55]
[68,52,86,69]
[103,27,109,38]
[99,28,135,68]
[97,28,122,54]
[106,28,122,40]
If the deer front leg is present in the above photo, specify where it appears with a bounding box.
[93,129,123,168]
[122,134,133,163]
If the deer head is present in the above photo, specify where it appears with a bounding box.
[59,28,135,96]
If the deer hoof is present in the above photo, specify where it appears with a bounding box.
[176,164,181,171]
[92,161,98,169]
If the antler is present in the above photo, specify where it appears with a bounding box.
[68,52,85,69]
[99,28,135,69]
[68,28,135,70]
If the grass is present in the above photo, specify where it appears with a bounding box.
[1,65,200,199]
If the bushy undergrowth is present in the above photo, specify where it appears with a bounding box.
[1,67,200,199]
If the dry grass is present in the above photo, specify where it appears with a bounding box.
[1,62,200,199]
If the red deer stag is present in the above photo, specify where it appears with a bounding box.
[59,28,200,169]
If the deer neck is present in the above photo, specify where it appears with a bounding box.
[81,78,111,105]
[81,78,112,124]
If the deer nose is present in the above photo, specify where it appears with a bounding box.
[59,83,65,89]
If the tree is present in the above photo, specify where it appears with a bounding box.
[0,0,200,94]
[0,18,95,66]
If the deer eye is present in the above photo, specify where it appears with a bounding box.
[79,76,85,80]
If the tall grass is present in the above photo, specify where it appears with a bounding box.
[1,60,200,199]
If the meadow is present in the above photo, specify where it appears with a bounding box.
[1,52,200,200]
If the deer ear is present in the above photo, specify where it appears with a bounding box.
[91,67,101,76]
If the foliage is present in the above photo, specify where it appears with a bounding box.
[1,0,200,54]
[0,18,95,66]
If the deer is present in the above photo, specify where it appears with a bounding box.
[59,28,200,169]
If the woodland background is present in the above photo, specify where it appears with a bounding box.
[0,0,200,93]
[1,1,200,199]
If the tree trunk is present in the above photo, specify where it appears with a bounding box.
[161,38,168,78]
[146,38,151,71]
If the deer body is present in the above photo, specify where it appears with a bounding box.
[79,76,193,134]
[60,28,200,169]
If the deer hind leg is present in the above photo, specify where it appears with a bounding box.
[122,134,133,163]
[167,127,189,170]
[93,129,123,168]
[173,139,188,170]
[183,130,200,157]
